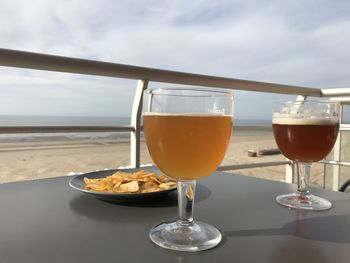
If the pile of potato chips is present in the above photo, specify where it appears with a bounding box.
[84,170,176,194]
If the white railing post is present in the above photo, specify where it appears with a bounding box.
[130,79,149,168]
[332,103,343,190]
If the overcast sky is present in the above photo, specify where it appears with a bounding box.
[1,0,350,120]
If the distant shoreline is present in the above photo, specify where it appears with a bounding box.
[0,124,272,139]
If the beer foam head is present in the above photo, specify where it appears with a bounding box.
[273,116,338,125]
[272,100,340,125]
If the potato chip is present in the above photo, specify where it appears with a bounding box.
[186,186,194,200]
[84,170,176,194]
[119,181,139,192]
[159,181,177,190]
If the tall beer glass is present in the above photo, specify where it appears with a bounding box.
[143,88,233,251]
[272,100,339,210]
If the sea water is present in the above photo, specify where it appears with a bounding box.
[0,115,271,144]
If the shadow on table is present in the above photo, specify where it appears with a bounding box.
[69,183,211,224]
[105,183,211,207]
[71,183,210,208]
[222,214,350,243]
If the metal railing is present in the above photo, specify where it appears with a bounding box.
[1,48,350,187]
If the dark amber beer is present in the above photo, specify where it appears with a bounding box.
[272,118,339,162]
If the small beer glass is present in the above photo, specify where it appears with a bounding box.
[272,100,340,210]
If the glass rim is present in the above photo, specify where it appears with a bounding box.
[144,87,234,97]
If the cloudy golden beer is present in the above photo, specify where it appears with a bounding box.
[143,113,232,180]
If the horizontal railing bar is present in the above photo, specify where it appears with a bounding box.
[330,97,350,102]
[0,48,322,96]
[340,124,350,131]
[319,160,350,167]
[322,88,350,97]
[0,126,134,134]
[4,122,350,133]
[217,161,291,171]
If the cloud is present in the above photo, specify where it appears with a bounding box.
[0,0,350,118]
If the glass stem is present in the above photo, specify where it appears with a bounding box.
[296,162,311,196]
[177,180,196,227]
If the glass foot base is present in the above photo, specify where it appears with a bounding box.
[276,193,332,211]
[149,220,222,252]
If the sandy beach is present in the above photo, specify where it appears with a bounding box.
[0,127,327,188]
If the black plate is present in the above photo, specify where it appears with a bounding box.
[69,167,177,202]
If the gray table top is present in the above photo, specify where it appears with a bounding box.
[1,171,350,263]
